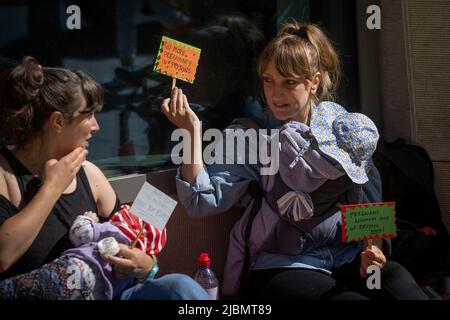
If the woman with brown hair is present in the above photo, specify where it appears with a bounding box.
[0,57,209,299]
[163,21,429,300]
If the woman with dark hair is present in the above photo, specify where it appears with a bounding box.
[0,56,209,300]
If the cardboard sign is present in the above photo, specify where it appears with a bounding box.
[341,202,397,243]
[153,36,201,84]
[130,182,177,231]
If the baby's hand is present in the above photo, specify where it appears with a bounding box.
[84,211,99,223]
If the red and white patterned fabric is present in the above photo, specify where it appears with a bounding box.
[110,204,167,255]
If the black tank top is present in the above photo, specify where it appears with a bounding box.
[0,146,103,280]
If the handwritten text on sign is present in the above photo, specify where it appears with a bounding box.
[341,202,397,243]
[130,182,177,232]
[153,36,201,84]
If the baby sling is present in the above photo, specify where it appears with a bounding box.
[230,117,355,296]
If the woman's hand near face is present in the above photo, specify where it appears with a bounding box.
[103,244,153,280]
[42,147,88,195]
[161,87,200,131]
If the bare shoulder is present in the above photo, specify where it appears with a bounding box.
[82,160,117,217]
[0,153,16,201]
[82,160,111,196]
[82,160,107,182]
[0,156,9,199]
[0,152,22,206]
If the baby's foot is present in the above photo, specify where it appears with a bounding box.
[84,211,99,223]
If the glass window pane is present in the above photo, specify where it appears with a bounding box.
[1,0,362,177]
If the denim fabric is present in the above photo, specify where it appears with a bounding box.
[120,274,210,300]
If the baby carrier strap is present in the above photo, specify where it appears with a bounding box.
[231,117,354,296]
[230,117,267,297]
[264,172,354,234]
[230,117,267,130]
[231,117,354,231]
[239,179,266,296]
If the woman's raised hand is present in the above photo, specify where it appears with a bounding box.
[42,147,88,195]
[161,87,200,131]
[162,87,204,183]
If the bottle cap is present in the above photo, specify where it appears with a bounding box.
[98,237,120,257]
[198,252,211,267]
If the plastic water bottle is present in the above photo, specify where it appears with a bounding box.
[194,252,219,300]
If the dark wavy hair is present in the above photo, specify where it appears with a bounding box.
[0,56,103,147]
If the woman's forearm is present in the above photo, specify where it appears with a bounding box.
[161,88,204,183]
[180,124,204,184]
[0,183,60,272]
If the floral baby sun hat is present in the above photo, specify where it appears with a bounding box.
[310,101,379,184]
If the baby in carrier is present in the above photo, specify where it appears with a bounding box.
[272,100,380,225]
[224,101,380,296]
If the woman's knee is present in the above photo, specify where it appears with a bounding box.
[381,260,415,286]
[381,261,429,300]
[159,273,210,299]
[382,261,410,278]
[131,273,210,300]
[158,274,197,289]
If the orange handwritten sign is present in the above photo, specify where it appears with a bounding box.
[153,36,201,84]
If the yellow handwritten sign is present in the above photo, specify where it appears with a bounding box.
[153,36,201,84]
